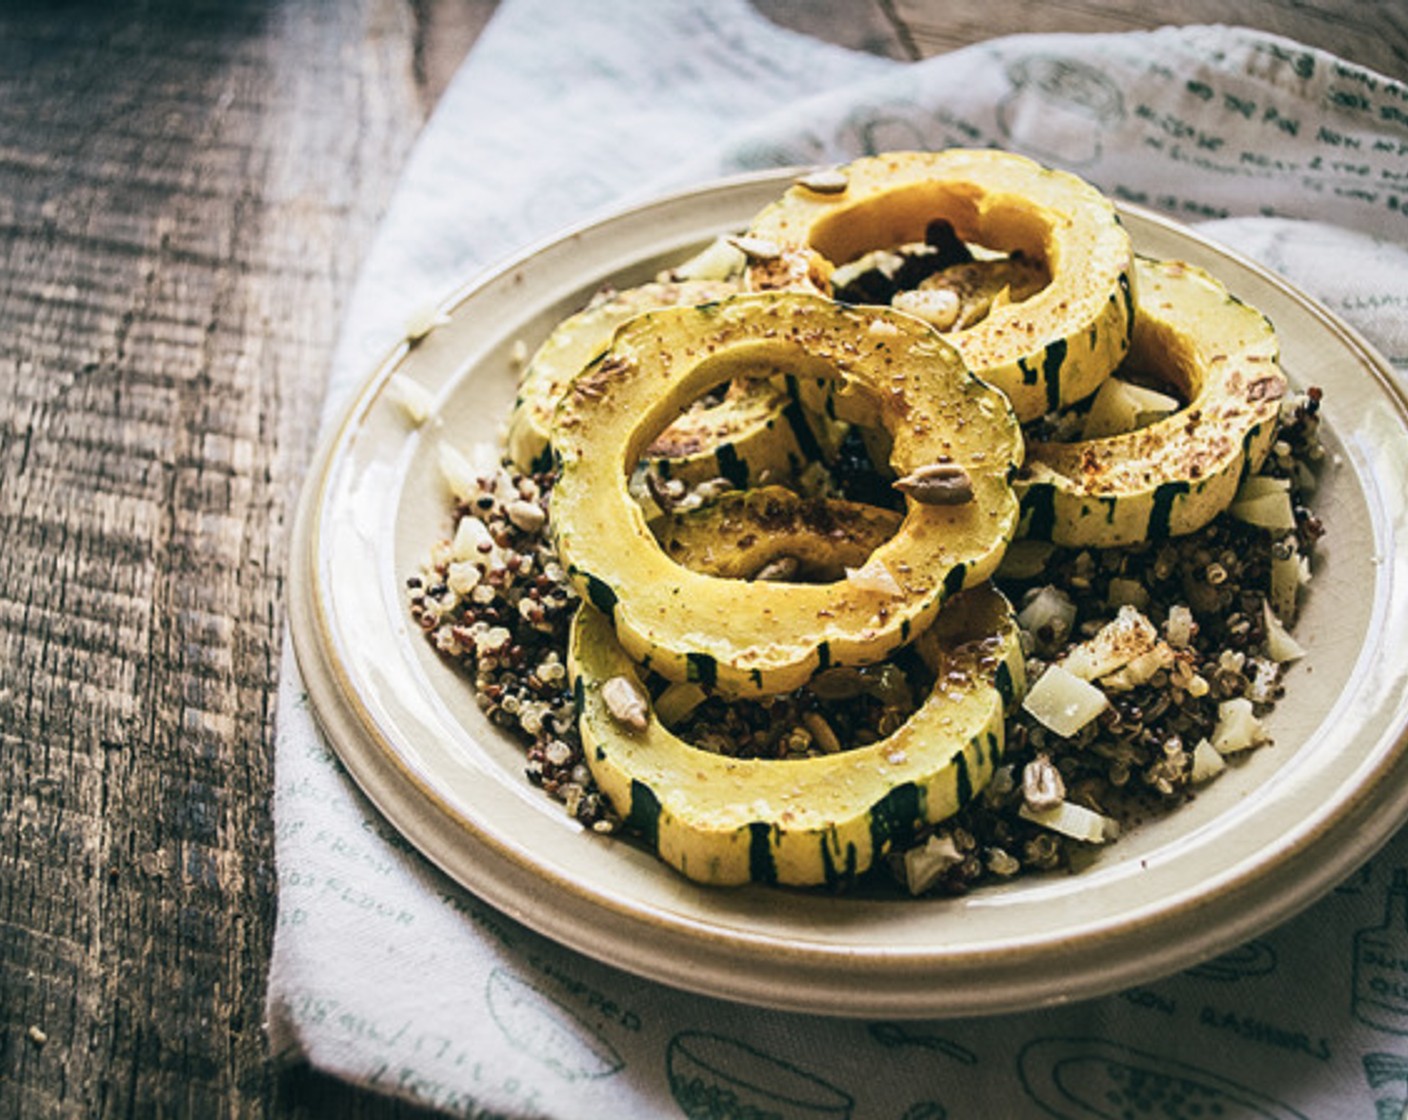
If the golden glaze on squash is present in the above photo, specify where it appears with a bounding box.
[652,486,900,581]
[1017,257,1287,547]
[549,291,1022,696]
[570,584,1023,886]
[507,277,823,483]
[745,150,1136,422]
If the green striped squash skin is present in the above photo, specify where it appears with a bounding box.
[570,583,1023,888]
[506,278,739,474]
[744,149,1137,422]
[1017,256,1286,548]
[550,290,1022,697]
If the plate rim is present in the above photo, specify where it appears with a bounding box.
[287,167,1408,1017]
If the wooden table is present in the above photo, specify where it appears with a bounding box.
[1,2,1401,1117]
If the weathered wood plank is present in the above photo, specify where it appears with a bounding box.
[0,1,424,1116]
[754,0,915,60]
[891,0,1408,78]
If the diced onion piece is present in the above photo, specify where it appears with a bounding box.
[1061,605,1159,681]
[1190,737,1226,783]
[387,373,436,424]
[1017,585,1077,644]
[902,832,965,895]
[1019,800,1120,843]
[1081,376,1180,439]
[1022,664,1109,737]
[1211,697,1267,754]
[437,441,497,502]
[1262,601,1306,663]
[1228,489,1296,531]
[451,514,495,561]
[1164,603,1196,649]
[845,557,903,597]
[404,299,451,342]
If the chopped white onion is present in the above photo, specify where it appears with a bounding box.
[1262,601,1306,663]
[387,373,436,425]
[1022,664,1109,737]
[1060,604,1159,681]
[1228,489,1296,531]
[1189,737,1226,783]
[1019,800,1120,843]
[845,558,903,597]
[902,832,965,895]
[1211,697,1267,754]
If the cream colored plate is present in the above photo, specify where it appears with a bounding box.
[288,169,1408,1018]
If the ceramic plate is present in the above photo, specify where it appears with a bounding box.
[288,169,1408,1018]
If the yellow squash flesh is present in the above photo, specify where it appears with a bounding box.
[653,486,901,580]
[508,277,827,483]
[1017,256,1287,547]
[571,584,1023,887]
[745,149,1136,422]
[549,291,1023,696]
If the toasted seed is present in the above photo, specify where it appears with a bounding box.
[506,499,546,533]
[727,234,783,261]
[796,167,849,194]
[601,675,649,732]
[802,710,842,754]
[1022,754,1066,811]
[753,554,801,582]
[893,462,974,505]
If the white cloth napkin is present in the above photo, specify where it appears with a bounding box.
[268,3,1408,1116]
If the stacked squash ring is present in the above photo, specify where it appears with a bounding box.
[528,149,1288,888]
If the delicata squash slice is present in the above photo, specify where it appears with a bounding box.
[570,583,1024,887]
[550,291,1022,696]
[1018,256,1287,548]
[507,278,834,484]
[744,149,1136,422]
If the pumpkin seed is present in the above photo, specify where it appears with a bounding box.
[1022,754,1066,811]
[601,675,649,732]
[892,462,974,505]
[802,710,842,754]
[506,499,546,533]
[752,554,800,582]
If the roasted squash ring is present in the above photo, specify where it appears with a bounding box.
[550,291,1023,696]
[570,584,1023,887]
[745,149,1136,422]
[1017,256,1287,547]
[508,277,827,482]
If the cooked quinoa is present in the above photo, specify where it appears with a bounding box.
[410,383,1324,896]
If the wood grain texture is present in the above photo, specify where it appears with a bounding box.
[0,1,1403,1118]
[0,1,424,1116]
[890,0,1408,77]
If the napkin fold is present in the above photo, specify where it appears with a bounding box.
[269,2,1408,1116]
